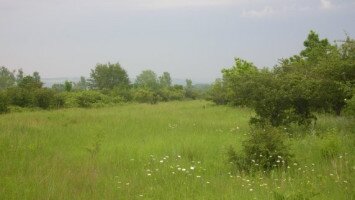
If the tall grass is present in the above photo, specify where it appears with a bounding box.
[0,101,353,199]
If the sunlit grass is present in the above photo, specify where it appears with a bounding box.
[0,101,353,199]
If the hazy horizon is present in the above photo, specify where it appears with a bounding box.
[1,0,354,83]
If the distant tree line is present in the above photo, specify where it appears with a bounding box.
[0,63,207,114]
[209,30,355,127]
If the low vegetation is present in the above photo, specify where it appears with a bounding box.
[0,30,354,199]
[0,101,353,199]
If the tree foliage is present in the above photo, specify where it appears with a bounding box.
[90,63,130,90]
[210,31,354,127]
[0,66,16,90]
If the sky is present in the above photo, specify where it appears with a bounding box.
[1,0,354,83]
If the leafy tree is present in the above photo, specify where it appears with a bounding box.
[221,58,259,106]
[159,72,172,88]
[135,70,159,91]
[18,72,43,90]
[0,66,15,90]
[64,81,73,92]
[52,84,65,92]
[75,76,88,91]
[16,69,24,84]
[184,79,196,99]
[209,79,228,105]
[90,63,130,90]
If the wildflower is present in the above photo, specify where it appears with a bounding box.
[182,168,186,172]
[160,160,164,163]
[206,181,210,184]
[190,166,195,170]
[249,188,253,192]
[330,173,334,176]
[177,155,181,158]
[196,176,201,178]
[139,194,143,197]
[293,163,298,166]
[178,167,181,171]
[147,173,151,176]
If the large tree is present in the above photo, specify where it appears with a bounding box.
[90,63,130,90]
[135,70,159,90]
[159,72,172,88]
[0,66,16,90]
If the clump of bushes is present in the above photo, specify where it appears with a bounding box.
[0,91,9,114]
[76,91,111,108]
[342,95,355,116]
[132,88,160,104]
[228,126,293,173]
[34,88,55,109]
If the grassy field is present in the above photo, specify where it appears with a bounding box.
[0,101,354,199]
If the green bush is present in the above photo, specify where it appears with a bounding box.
[52,93,66,109]
[342,95,355,116]
[228,127,293,173]
[76,91,110,108]
[110,86,133,102]
[133,88,160,104]
[158,88,184,101]
[6,87,35,107]
[34,88,55,109]
[0,91,9,114]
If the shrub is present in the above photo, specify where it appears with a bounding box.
[34,88,55,109]
[6,87,35,107]
[342,95,355,116]
[52,93,66,109]
[133,88,160,104]
[76,91,110,108]
[0,91,9,114]
[228,127,293,173]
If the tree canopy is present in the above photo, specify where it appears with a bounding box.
[90,63,130,90]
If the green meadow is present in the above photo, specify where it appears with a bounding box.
[0,101,354,199]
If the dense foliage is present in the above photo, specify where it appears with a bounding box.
[210,31,354,127]
[0,63,205,113]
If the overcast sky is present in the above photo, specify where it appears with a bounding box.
[1,0,354,83]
